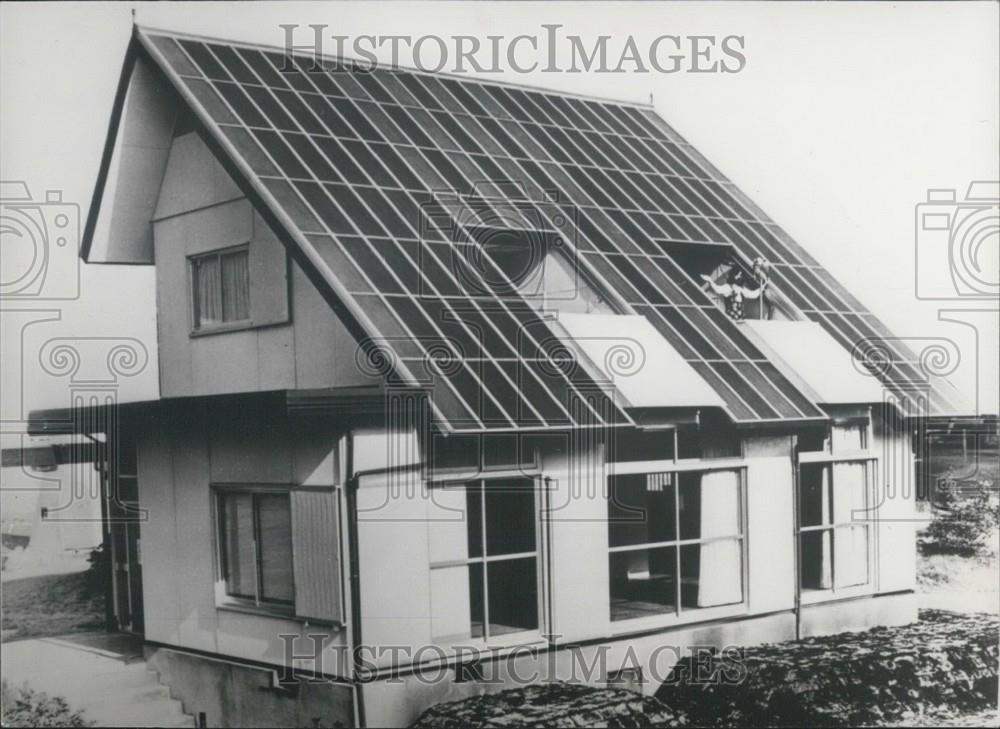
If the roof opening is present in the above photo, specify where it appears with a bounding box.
[662,241,787,322]
[466,226,618,314]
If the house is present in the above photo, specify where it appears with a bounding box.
[34,24,975,727]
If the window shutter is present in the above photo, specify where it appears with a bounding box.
[290,488,343,625]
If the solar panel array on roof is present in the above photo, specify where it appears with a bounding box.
[136,28,963,426]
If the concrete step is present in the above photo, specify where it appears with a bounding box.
[2,636,194,729]
[79,697,194,728]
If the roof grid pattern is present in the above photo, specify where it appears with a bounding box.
[139,29,962,425]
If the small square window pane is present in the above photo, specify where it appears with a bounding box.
[486,557,538,635]
[800,530,832,591]
[608,474,676,548]
[833,461,868,523]
[430,433,480,474]
[484,479,535,556]
[799,463,832,527]
[834,525,869,588]
[430,565,473,642]
[609,546,676,621]
[680,470,740,541]
[427,487,469,564]
[680,540,742,609]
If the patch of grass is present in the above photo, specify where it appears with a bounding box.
[1,571,105,642]
[918,551,999,593]
[0,680,92,727]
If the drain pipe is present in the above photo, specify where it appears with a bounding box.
[345,437,424,729]
[791,435,803,640]
[344,433,366,729]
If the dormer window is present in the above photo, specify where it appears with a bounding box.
[470,226,617,315]
[662,241,786,321]
[191,245,251,331]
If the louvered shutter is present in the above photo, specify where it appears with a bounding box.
[290,488,343,625]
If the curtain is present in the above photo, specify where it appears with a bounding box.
[195,255,221,327]
[221,492,255,598]
[221,250,250,322]
[833,462,869,588]
[697,470,742,607]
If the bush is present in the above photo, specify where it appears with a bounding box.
[924,481,1000,557]
[84,545,108,597]
[0,680,92,727]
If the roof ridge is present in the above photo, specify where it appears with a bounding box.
[134,23,657,111]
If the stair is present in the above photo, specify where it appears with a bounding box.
[1,634,194,727]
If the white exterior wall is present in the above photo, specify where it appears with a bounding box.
[872,408,918,593]
[136,401,350,677]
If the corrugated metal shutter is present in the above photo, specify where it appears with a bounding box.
[290,488,343,625]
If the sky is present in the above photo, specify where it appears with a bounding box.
[1,1,998,421]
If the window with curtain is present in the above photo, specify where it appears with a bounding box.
[607,468,744,622]
[191,246,250,330]
[798,460,871,591]
[428,476,539,642]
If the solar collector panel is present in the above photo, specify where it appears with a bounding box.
[149,30,937,424]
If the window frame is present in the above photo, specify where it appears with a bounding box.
[212,484,296,618]
[188,243,253,336]
[426,459,546,649]
[796,422,879,602]
[605,461,749,628]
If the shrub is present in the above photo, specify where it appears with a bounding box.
[84,545,108,597]
[924,481,1000,557]
[0,680,92,727]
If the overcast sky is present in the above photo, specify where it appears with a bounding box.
[1,1,998,419]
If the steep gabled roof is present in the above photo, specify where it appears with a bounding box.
[82,25,969,431]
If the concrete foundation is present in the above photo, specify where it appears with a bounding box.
[145,645,354,728]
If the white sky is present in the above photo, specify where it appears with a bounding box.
[1,1,998,418]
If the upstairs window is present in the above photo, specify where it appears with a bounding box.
[191,245,251,331]
[663,241,785,321]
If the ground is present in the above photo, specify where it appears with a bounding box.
[0,570,105,643]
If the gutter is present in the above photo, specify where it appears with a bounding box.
[344,435,366,729]
[791,434,803,640]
